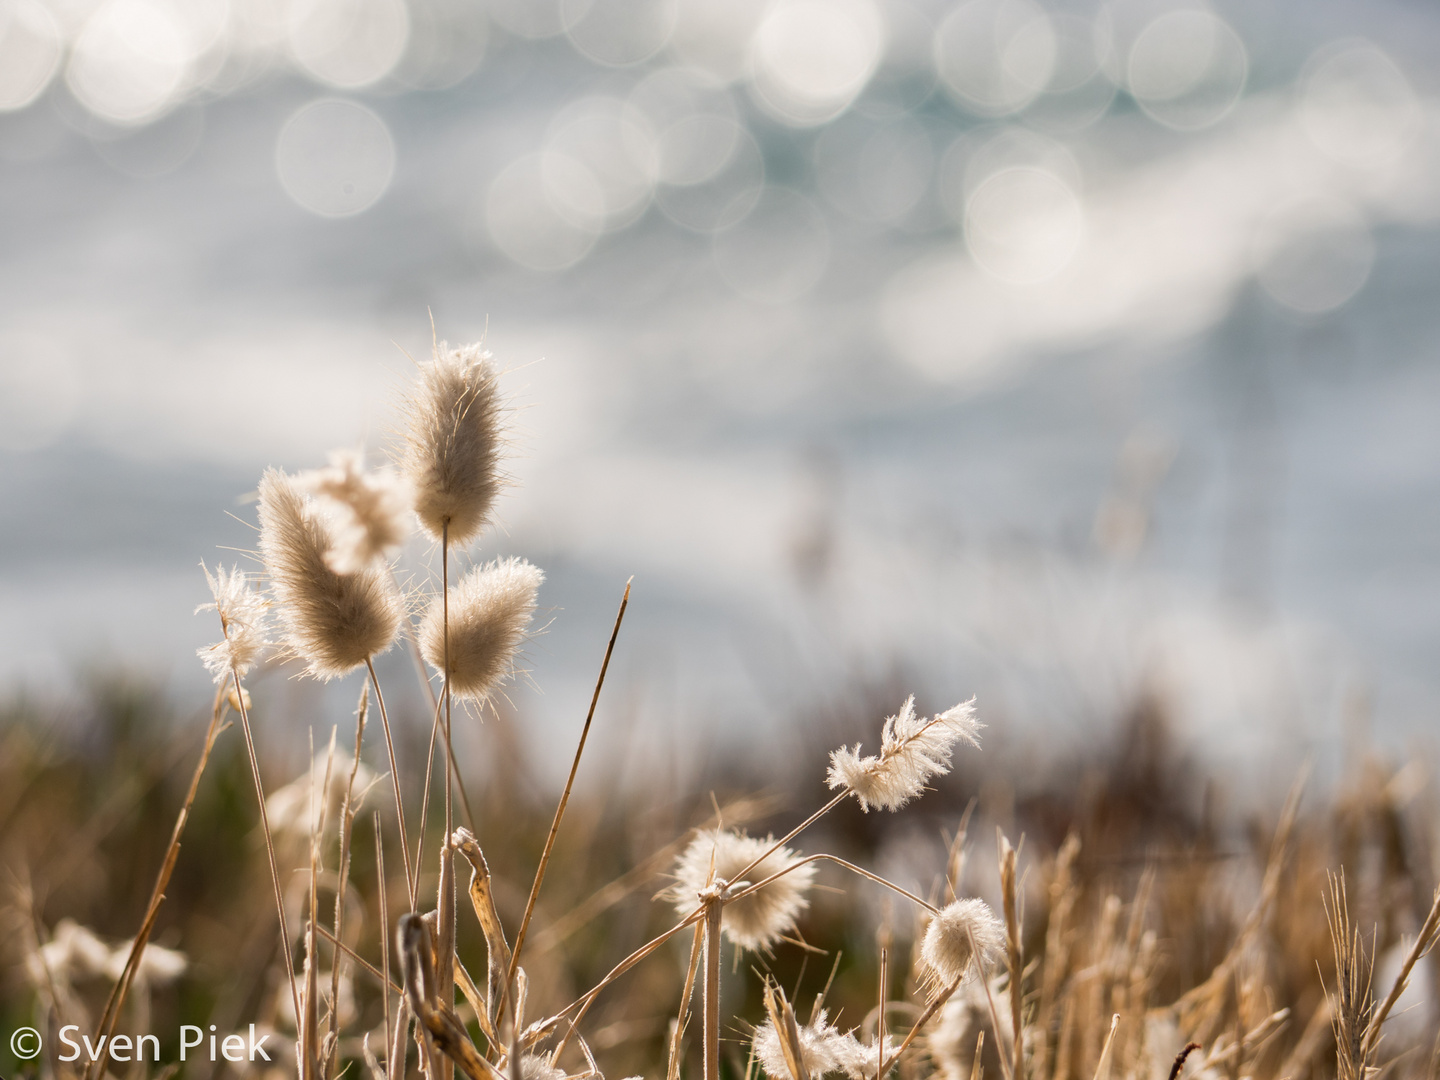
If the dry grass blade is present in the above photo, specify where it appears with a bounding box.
[999,831,1024,1080]
[508,578,632,993]
[327,686,369,1078]
[1168,1042,1201,1080]
[668,922,705,1080]
[367,657,417,910]
[1325,872,1375,1080]
[1092,1014,1120,1080]
[86,688,230,1080]
[1362,882,1440,1060]
[455,827,513,1029]
[968,1032,984,1080]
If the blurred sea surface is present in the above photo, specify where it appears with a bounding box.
[1,0,1438,785]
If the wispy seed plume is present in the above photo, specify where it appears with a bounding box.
[826,696,982,812]
[299,448,411,574]
[196,562,269,683]
[258,468,404,680]
[418,556,543,703]
[753,1011,896,1080]
[400,341,503,547]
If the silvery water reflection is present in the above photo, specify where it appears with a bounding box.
[1,0,1439,770]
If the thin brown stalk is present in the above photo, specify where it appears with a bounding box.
[1363,882,1440,1060]
[548,908,705,1064]
[413,689,445,904]
[328,690,369,1077]
[318,917,401,992]
[302,729,330,1080]
[1092,1016,1119,1080]
[1326,872,1376,1080]
[726,790,852,891]
[669,922,706,1080]
[233,667,303,1038]
[508,578,632,991]
[87,687,229,1080]
[378,813,393,1074]
[438,519,456,1080]
[727,854,938,915]
[1168,1043,1201,1080]
[703,891,724,1080]
[368,656,416,910]
[999,833,1024,1080]
[876,971,966,1076]
[877,946,888,1080]
[972,924,1014,1080]
[969,1032,985,1080]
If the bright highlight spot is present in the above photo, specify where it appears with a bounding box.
[965,167,1083,284]
[1299,40,1419,168]
[1127,10,1246,131]
[933,0,1055,118]
[67,0,194,125]
[288,0,410,89]
[275,98,396,217]
[0,0,63,112]
[748,0,884,127]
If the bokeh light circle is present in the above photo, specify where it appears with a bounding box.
[486,153,602,271]
[275,98,396,217]
[546,97,655,230]
[0,0,63,112]
[562,0,676,67]
[67,0,194,125]
[965,166,1083,284]
[1127,10,1246,131]
[748,0,885,127]
[288,0,410,89]
[1299,40,1419,168]
[1256,196,1375,315]
[934,0,1055,118]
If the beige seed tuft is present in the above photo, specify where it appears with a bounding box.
[918,898,1005,997]
[826,696,982,812]
[670,829,815,952]
[753,1011,896,1080]
[299,448,411,574]
[418,556,543,702]
[400,340,504,547]
[258,468,404,680]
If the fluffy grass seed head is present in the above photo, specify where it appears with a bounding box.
[196,562,269,683]
[918,898,1005,997]
[400,340,504,547]
[670,829,816,952]
[753,1011,897,1080]
[258,468,404,680]
[419,556,543,703]
[826,696,982,812]
[299,448,411,574]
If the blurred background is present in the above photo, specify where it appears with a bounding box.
[1,0,1439,784]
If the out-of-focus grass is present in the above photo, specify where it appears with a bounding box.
[2,675,1437,1080]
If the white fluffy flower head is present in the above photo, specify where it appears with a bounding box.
[299,448,411,574]
[826,696,982,811]
[918,898,1005,997]
[196,562,269,683]
[753,1011,897,1080]
[670,829,815,952]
